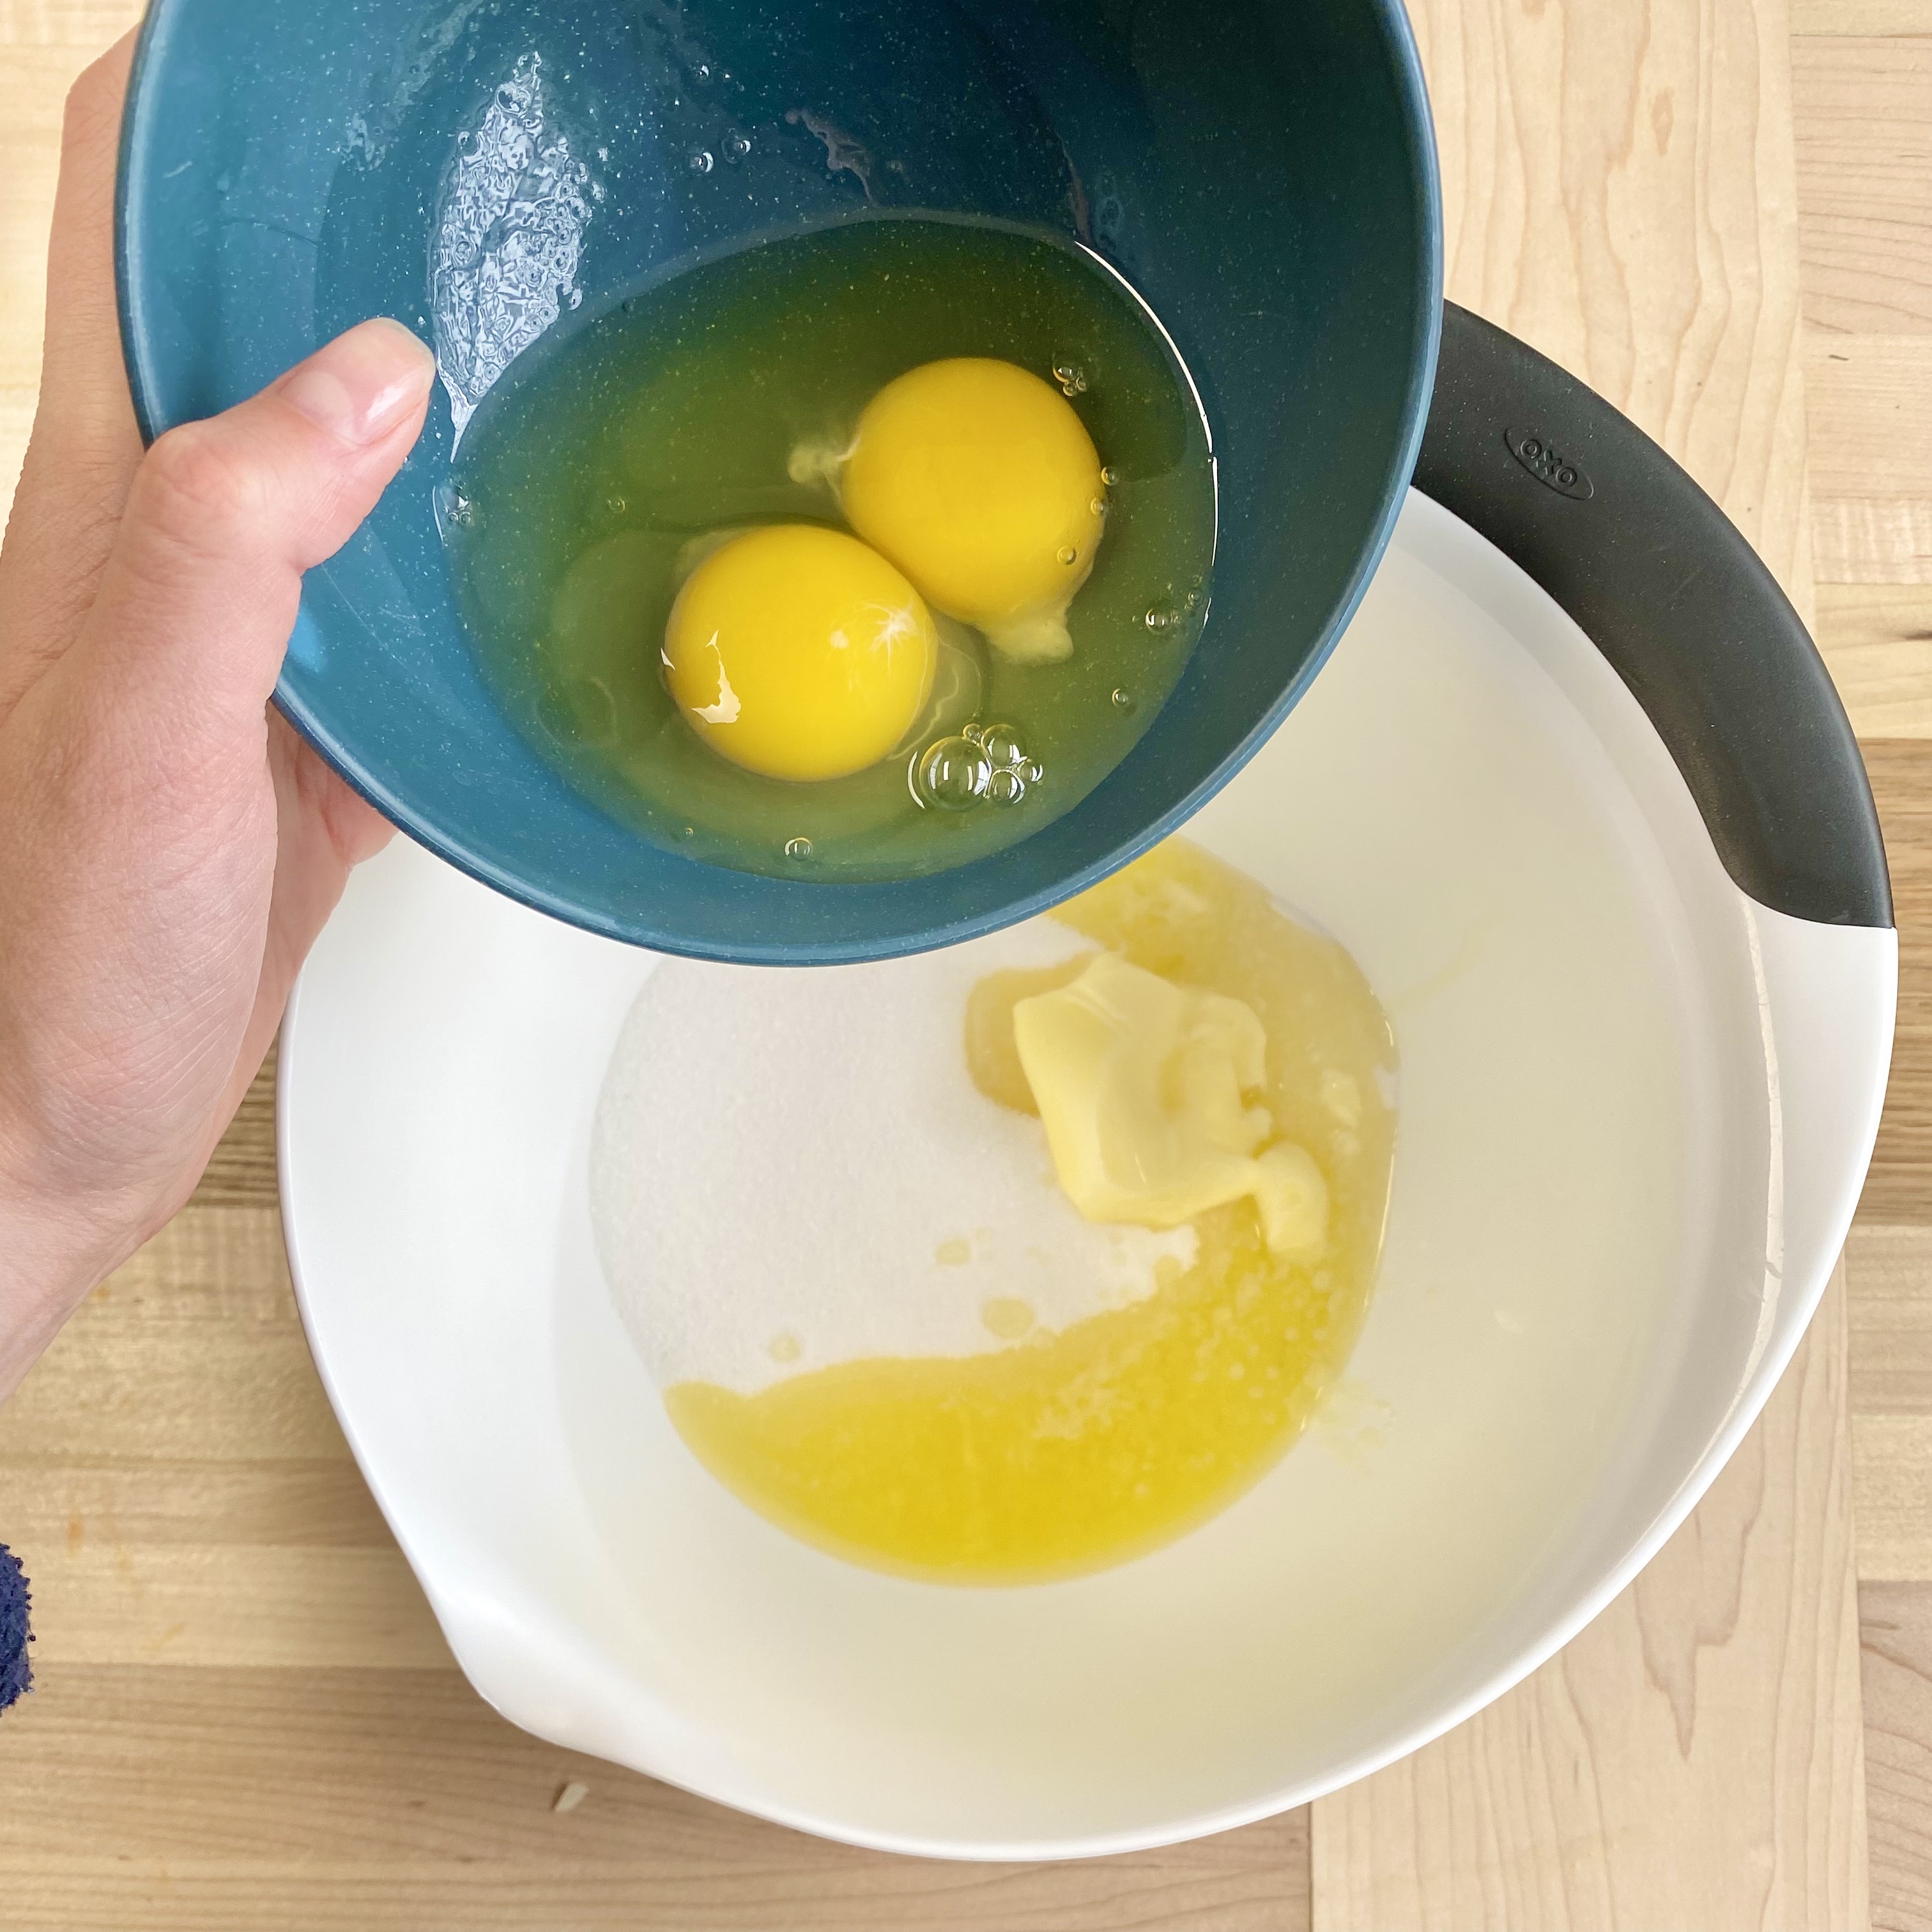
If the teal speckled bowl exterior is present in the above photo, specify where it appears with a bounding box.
[118,0,1440,962]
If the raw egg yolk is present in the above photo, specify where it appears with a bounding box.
[663,524,937,782]
[838,358,1106,665]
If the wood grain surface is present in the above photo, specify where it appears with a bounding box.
[1796,27,1932,739]
[1,0,1928,1928]
[1850,1226,1932,1586]
[1863,1580,1932,1931]
[1863,744,1932,1225]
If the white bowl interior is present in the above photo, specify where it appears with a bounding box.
[282,492,1789,1857]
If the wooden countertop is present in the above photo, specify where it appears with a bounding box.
[1,0,1926,1926]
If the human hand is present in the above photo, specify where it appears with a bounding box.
[0,38,435,1398]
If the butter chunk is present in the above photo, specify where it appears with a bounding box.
[1013,953,1330,1261]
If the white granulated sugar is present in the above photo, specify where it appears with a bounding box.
[590,917,1197,1395]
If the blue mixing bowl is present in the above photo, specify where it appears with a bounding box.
[118,0,1441,962]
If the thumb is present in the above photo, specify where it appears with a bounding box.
[72,318,434,737]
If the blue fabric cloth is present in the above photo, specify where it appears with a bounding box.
[0,1543,31,1709]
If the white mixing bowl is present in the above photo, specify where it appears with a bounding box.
[280,479,1894,1858]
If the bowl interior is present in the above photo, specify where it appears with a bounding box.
[120,0,1438,960]
[280,496,1781,1855]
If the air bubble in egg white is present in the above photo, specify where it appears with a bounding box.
[979,722,1025,769]
[987,767,1027,806]
[914,736,992,811]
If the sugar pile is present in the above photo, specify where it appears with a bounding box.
[590,918,1197,1396]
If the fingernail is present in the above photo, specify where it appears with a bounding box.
[279,318,436,447]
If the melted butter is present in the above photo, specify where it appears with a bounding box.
[663,839,1397,1583]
